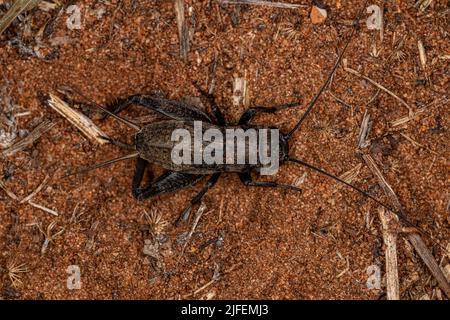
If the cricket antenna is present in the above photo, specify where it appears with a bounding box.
[286,156,449,252]
[62,152,139,179]
[58,85,141,131]
[287,157,405,220]
[286,1,368,141]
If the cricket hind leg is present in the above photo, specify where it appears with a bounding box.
[238,102,301,125]
[105,94,213,122]
[238,171,302,193]
[174,172,221,225]
[132,158,204,200]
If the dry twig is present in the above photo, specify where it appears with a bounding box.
[378,207,400,300]
[174,0,189,62]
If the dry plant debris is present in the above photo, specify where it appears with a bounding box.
[47,93,109,145]
[0,0,42,36]
[6,258,29,288]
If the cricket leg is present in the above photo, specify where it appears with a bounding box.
[175,173,221,225]
[238,102,301,125]
[238,171,302,193]
[132,158,204,200]
[106,94,213,122]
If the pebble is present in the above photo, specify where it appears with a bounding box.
[310,5,327,25]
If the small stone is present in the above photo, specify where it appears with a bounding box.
[310,5,327,25]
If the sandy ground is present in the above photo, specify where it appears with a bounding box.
[0,0,449,299]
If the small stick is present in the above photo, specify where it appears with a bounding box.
[400,133,438,156]
[378,207,400,300]
[0,180,19,200]
[363,154,450,298]
[47,93,109,145]
[344,66,414,116]
[219,0,307,9]
[20,174,50,204]
[2,120,55,157]
[390,108,427,127]
[390,96,447,127]
[174,0,189,62]
[28,200,59,216]
[182,203,208,253]
[183,263,241,299]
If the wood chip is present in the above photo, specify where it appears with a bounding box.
[417,40,427,69]
[47,93,109,145]
[334,164,362,193]
[38,1,57,11]
[232,77,249,108]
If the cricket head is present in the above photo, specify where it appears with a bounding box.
[278,133,291,163]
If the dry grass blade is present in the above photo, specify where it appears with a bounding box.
[334,164,362,193]
[390,108,427,127]
[38,220,65,254]
[174,0,189,62]
[28,200,59,216]
[344,66,414,116]
[0,179,19,200]
[415,0,433,12]
[378,207,400,300]
[47,93,109,144]
[2,120,54,157]
[363,154,450,298]
[400,133,438,156]
[145,209,168,236]
[219,0,307,9]
[20,174,50,204]
[7,259,29,288]
[0,0,42,36]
